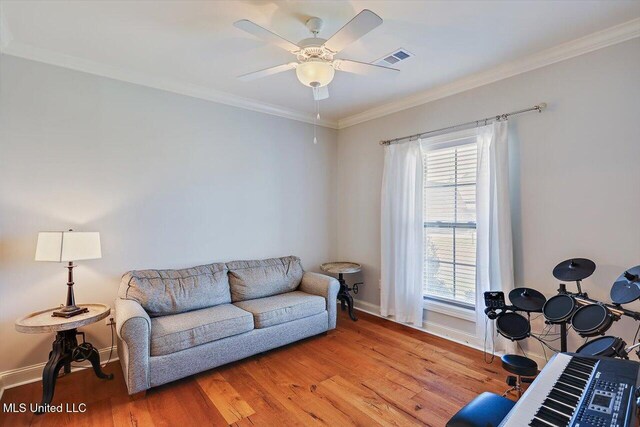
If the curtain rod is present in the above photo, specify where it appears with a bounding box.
[379,103,547,146]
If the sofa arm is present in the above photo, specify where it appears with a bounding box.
[299,272,340,329]
[115,298,151,394]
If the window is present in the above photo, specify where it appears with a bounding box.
[423,134,477,308]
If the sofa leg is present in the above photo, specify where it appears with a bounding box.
[129,391,147,401]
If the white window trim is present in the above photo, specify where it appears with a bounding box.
[420,127,478,150]
[421,126,479,320]
[423,297,477,322]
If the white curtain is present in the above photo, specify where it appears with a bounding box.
[380,140,424,325]
[475,120,516,353]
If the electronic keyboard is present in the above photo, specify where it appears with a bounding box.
[499,353,640,427]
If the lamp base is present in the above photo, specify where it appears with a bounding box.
[52,306,89,318]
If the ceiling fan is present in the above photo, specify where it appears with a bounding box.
[234,9,399,101]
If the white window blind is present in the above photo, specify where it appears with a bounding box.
[423,138,477,307]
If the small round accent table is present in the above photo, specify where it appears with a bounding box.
[15,304,114,413]
[320,262,363,321]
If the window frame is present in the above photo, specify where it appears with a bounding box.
[421,128,478,317]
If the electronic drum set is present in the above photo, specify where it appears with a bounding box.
[484,259,640,359]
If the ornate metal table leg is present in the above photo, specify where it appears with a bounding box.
[37,329,113,414]
[83,345,114,380]
[344,292,357,321]
[38,332,72,413]
[337,273,358,321]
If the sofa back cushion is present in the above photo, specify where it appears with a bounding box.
[226,256,303,302]
[120,263,230,317]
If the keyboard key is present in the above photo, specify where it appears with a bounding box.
[530,417,552,427]
[542,398,574,417]
[535,406,570,426]
[555,382,582,396]
[558,373,585,388]
[549,389,578,406]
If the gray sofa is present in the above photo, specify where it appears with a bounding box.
[115,256,339,395]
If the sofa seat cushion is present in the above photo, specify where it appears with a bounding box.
[233,291,325,329]
[121,263,231,317]
[227,256,304,302]
[150,304,253,356]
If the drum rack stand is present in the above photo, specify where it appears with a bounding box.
[558,283,569,353]
[557,282,640,353]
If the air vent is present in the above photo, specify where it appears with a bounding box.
[374,48,414,67]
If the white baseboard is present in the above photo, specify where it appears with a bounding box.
[352,300,550,369]
[352,300,483,349]
[0,346,118,401]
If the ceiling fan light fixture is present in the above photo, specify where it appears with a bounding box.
[295,59,335,88]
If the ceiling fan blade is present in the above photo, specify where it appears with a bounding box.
[333,59,399,75]
[234,20,300,52]
[238,62,297,81]
[312,85,329,101]
[324,10,383,53]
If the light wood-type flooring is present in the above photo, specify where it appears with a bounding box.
[1,309,512,426]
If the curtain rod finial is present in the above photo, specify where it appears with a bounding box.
[537,102,547,111]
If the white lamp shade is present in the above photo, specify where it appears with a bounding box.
[35,231,102,262]
[295,60,335,88]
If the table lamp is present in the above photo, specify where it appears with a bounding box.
[35,230,102,318]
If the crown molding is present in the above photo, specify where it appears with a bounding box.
[337,18,640,129]
[1,17,638,131]
[0,41,339,129]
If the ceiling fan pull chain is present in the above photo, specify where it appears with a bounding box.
[313,99,319,144]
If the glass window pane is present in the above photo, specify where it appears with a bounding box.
[423,139,477,307]
[456,185,476,223]
[424,186,456,223]
[455,228,476,266]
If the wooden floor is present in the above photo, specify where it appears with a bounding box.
[1,309,511,427]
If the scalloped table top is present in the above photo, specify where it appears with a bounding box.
[320,262,362,274]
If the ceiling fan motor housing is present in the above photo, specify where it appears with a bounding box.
[297,39,333,60]
[306,17,324,36]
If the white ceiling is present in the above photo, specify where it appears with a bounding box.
[2,1,640,127]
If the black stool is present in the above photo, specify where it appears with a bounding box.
[501,354,538,398]
[446,392,515,427]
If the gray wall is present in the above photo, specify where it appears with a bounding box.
[0,55,338,373]
[336,39,640,356]
[1,37,639,375]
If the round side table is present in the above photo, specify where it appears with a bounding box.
[320,262,363,321]
[15,303,114,413]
